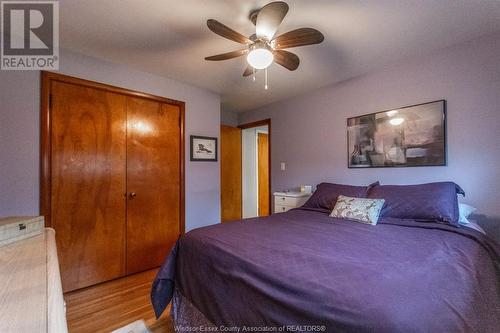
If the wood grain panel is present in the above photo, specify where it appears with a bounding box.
[46,228,68,333]
[220,125,242,222]
[258,133,270,216]
[51,81,127,292]
[0,230,47,332]
[126,97,181,274]
[0,229,67,332]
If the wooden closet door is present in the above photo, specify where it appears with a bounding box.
[220,125,242,222]
[126,97,181,274]
[51,81,127,292]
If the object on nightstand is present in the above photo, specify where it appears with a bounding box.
[300,185,312,194]
[273,191,312,213]
[0,216,44,247]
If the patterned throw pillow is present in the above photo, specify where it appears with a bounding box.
[330,195,385,225]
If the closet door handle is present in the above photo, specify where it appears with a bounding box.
[129,192,136,199]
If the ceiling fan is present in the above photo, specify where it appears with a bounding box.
[204,1,324,88]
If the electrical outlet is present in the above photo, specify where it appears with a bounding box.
[280,162,286,171]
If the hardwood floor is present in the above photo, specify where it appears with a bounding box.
[64,269,173,333]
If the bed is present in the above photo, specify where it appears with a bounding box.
[151,182,500,332]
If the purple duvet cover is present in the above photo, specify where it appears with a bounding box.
[151,208,500,332]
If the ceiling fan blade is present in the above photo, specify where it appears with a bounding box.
[256,1,289,40]
[243,66,260,77]
[207,19,251,44]
[273,28,324,49]
[205,49,248,61]
[273,50,299,71]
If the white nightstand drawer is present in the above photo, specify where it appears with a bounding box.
[274,195,309,208]
[273,191,312,214]
[274,205,293,213]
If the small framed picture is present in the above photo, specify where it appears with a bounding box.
[190,135,218,162]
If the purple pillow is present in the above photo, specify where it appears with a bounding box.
[367,182,462,225]
[303,183,369,210]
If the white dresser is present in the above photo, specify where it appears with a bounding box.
[274,191,312,213]
[0,228,68,333]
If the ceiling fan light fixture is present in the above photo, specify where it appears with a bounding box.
[205,1,324,80]
[247,44,274,69]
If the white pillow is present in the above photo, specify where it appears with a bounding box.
[458,203,477,225]
[330,195,385,225]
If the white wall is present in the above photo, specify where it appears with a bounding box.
[0,48,221,231]
[242,127,258,218]
[241,125,268,218]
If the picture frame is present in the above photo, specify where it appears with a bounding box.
[190,135,218,162]
[347,100,446,168]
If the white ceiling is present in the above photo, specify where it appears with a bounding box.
[60,0,500,112]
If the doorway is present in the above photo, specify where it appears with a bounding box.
[220,119,271,221]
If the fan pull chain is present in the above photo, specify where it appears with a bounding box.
[265,68,268,90]
[252,67,256,81]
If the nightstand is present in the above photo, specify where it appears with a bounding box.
[273,191,312,213]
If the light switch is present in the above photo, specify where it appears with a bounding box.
[280,162,286,171]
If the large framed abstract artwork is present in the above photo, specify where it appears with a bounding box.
[347,100,446,168]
